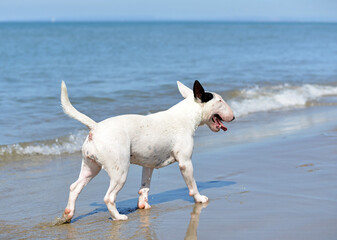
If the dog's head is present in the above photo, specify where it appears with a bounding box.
[177,80,235,132]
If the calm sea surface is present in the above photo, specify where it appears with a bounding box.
[0,22,337,156]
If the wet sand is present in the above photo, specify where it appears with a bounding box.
[1,107,337,239]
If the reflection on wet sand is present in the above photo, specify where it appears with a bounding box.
[107,203,208,240]
[102,182,223,239]
[138,209,159,240]
[108,220,128,240]
[184,203,208,240]
[109,208,159,240]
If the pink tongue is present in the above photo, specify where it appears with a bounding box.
[220,122,227,131]
[216,117,227,131]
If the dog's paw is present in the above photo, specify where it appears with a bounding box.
[194,194,209,203]
[62,208,74,222]
[138,201,151,209]
[138,195,151,209]
[114,214,128,221]
[53,216,70,225]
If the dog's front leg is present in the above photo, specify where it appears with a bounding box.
[138,167,153,209]
[178,159,208,203]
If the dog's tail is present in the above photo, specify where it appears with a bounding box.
[61,81,97,130]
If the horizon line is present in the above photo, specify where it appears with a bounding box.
[1,19,337,24]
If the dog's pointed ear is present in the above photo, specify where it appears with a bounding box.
[193,80,205,101]
[177,81,193,98]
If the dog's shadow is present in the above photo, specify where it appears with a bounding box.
[71,180,235,223]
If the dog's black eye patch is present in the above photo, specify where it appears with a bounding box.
[201,92,213,102]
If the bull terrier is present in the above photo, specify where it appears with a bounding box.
[60,80,234,221]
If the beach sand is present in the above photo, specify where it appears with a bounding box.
[0,106,336,240]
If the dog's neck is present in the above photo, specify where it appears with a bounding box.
[168,97,203,134]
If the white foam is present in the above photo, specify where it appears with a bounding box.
[230,84,337,117]
[0,130,87,157]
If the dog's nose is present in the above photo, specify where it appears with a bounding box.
[231,116,235,122]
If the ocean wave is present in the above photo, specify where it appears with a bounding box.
[229,83,337,117]
[0,130,87,159]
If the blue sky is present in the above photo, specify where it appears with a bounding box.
[1,0,336,22]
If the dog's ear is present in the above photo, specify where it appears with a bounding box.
[193,80,213,103]
[177,81,193,98]
[193,80,205,101]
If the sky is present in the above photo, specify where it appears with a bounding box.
[0,0,336,22]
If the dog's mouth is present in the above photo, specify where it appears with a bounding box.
[211,114,227,131]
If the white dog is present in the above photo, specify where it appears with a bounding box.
[60,80,234,221]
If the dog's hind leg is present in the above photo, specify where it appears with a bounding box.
[104,178,128,220]
[63,158,101,222]
[103,148,130,221]
[138,167,153,209]
[103,166,129,220]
